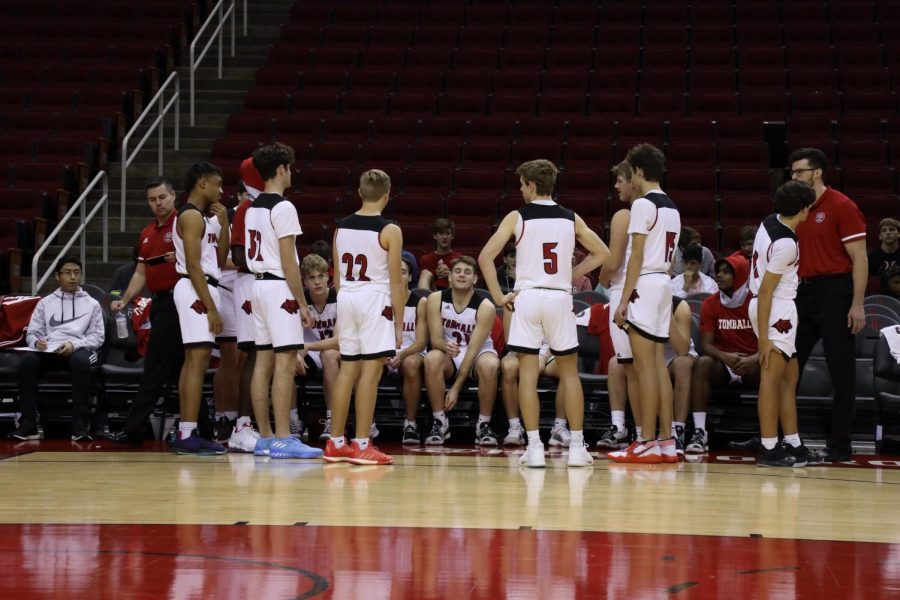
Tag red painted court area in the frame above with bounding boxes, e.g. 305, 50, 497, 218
0, 524, 897, 599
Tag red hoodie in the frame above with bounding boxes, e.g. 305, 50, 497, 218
699, 255, 758, 355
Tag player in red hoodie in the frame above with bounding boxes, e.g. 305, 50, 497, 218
687, 255, 759, 453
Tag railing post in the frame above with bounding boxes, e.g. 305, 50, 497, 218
80, 196, 86, 279
158, 91, 164, 176
103, 176, 108, 264
120, 144, 127, 232
175, 78, 181, 152
217, 1, 223, 79
243, 0, 247, 36
231, 0, 236, 57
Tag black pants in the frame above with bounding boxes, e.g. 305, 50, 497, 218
17, 348, 96, 429
123, 292, 184, 435
795, 274, 855, 451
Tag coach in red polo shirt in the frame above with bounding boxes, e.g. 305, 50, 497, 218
99, 177, 184, 446
789, 148, 868, 463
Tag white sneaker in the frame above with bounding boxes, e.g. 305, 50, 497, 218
319, 418, 331, 441
289, 414, 303, 438
227, 424, 261, 453
567, 442, 594, 467
519, 442, 546, 468
369, 421, 379, 440
549, 426, 572, 447
503, 423, 526, 446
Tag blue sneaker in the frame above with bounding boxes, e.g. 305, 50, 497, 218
269, 436, 324, 459
254, 436, 275, 456
172, 430, 226, 455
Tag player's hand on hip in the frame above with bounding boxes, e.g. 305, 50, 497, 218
848, 304, 865, 335
164, 251, 175, 263
444, 388, 459, 411
495, 290, 518, 312
208, 309, 223, 335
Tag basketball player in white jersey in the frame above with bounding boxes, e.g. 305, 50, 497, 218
244, 142, 322, 460
211, 198, 241, 443
749, 180, 823, 468
479, 159, 609, 468
596, 160, 641, 448
386, 256, 428, 445
323, 169, 404, 466
424, 256, 501, 446
226, 159, 264, 452
171, 162, 228, 455
610, 144, 681, 464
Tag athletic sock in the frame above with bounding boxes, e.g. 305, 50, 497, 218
554, 417, 568, 430
570, 430, 584, 445
404, 418, 416, 427
477, 414, 491, 425
326, 409, 332, 419
526, 430, 541, 445
672, 421, 685, 431
179, 421, 197, 440
224, 411, 238, 422
761, 437, 778, 450
635, 426, 643, 441
433, 410, 446, 422
611, 410, 626, 432
508, 417, 522, 429
236, 416, 251, 428
354, 437, 369, 450
331, 436, 346, 448
783, 433, 801, 448
693, 412, 707, 431
289, 408, 299, 420
215, 411, 225, 420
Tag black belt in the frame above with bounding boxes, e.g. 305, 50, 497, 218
255, 272, 285, 281
152, 290, 173, 299
181, 274, 219, 288
799, 273, 852, 285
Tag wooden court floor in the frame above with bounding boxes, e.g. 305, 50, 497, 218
1, 441, 899, 599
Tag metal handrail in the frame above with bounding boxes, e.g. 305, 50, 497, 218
189, 0, 236, 126
32, 171, 109, 295
120, 71, 180, 232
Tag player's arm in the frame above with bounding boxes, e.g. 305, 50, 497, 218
232, 246, 247, 270
112, 261, 147, 309
573, 213, 610, 280
669, 300, 692, 356
599, 209, 629, 287
756, 269, 783, 369
844, 239, 868, 334
417, 269, 434, 290
426, 291, 448, 352
396, 297, 428, 362
382, 223, 405, 348
209, 202, 230, 268
478, 211, 518, 310
446, 300, 495, 408
279, 236, 314, 330
303, 336, 340, 352
180, 211, 222, 333
614, 232, 646, 326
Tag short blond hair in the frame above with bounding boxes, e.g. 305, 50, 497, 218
301, 254, 329, 278
359, 169, 391, 202
611, 160, 633, 181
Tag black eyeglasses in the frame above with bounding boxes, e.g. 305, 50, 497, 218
790, 168, 819, 176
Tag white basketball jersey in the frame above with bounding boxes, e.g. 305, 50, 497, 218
334, 214, 392, 294
303, 288, 338, 343
608, 209, 632, 292
628, 190, 681, 275
244, 193, 302, 278
439, 288, 494, 353
513, 200, 576, 292
173, 203, 221, 279
749, 213, 800, 301
400, 293, 420, 351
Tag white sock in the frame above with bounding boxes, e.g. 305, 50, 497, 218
354, 437, 369, 450
215, 411, 225, 420
179, 421, 197, 440
761, 437, 778, 450
404, 418, 416, 426
693, 412, 707, 431
331, 435, 345, 448
784, 433, 801, 448
508, 417, 521, 429
326, 409, 332, 419
554, 417, 567, 430
570, 430, 584, 445
236, 416, 252, 428
433, 410, 446, 422
611, 410, 626, 431
635, 426, 643, 441
477, 414, 491, 425
672, 421, 685, 431
290, 408, 299, 420
224, 411, 238, 421
527, 430, 541, 445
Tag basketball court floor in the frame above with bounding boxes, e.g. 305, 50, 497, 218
0, 440, 898, 598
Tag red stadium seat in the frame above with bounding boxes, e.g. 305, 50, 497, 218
227, 114, 275, 141
717, 142, 770, 169
369, 25, 414, 47
840, 68, 892, 92
445, 69, 492, 93
665, 142, 716, 170
545, 47, 595, 70
466, 117, 516, 140
458, 26, 505, 48
340, 92, 388, 117
361, 141, 410, 169
300, 70, 347, 93
789, 68, 838, 92
6, 113, 55, 136
445, 193, 499, 226
454, 168, 506, 195
740, 92, 789, 118
837, 115, 884, 140
736, 24, 783, 46
691, 68, 736, 93
388, 93, 436, 117
510, 141, 562, 167
321, 116, 370, 141
493, 69, 541, 94
498, 48, 546, 70
838, 140, 890, 167
737, 46, 785, 69
536, 93, 587, 117
690, 92, 739, 117
293, 91, 339, 116
489, 93, 536, 116
390, 194, 445, 224
790, 91, 841, 116
460, 140, 510, 169
615, 117, 666, 149
668, 118, 715, 142
402, 166, 454, 195
556, 168, 610, 198
347, 68, 397, 93
309, 140, 360, 168
638, 92, 688, 118
275, 115, 322, 143
588, 92, 636, 117
452, 224, 492, 248
452, 48, 499, 70
420, 117, 468, 141
406, 48, 452, 70
640, 69, 687, 93
690, 25, 735, 47
740, 68, 787, 93
565, 117, 614, 142
296, 166, 350, 195
371, 117, 418, 141
842, 167, 896, 196
438, 93, 487, 117
505, 25, 551, 48
842, 91, 897, 117
716, 117, 764, 142
244, 91, 290, 114
411, 141, 460, 167
0, 137, 34, 160
517, 117, 565, 141
563, 141, 614, 170
358, 47, 406, 69
397, 69, 444, 93
309, 47, 359, 68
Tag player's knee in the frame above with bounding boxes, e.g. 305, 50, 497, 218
423, 350, 445, 373
402, 354, 423, 376
322, 350, 340, 369
477, 358, 499, 383
696, 355, 715, 375
500, 356, 518, 381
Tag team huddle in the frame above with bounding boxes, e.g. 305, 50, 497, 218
165, 140, 823, 468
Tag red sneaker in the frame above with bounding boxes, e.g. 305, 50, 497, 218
323, 439, 354, 463
348, 441, 394, 465
607, 441, 662, 464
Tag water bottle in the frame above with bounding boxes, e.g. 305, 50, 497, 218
115, 310, 128, 339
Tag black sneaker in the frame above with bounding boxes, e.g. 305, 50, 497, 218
401, 420, 420, 445
686, 428, 708, 453
425, 418, 450, 445
71, 429, 93, 442
213, 416, 235, 443
595, 425, 628, 449
674, 425, 685, 456
783, 442, 824, 467
757, 444, 798, 468
729, 436, 761, 451
823, 446, 853, 463
9, 420, 41, 441
475, 422, 499, 446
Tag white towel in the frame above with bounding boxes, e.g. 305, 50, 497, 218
880, 325, 900, 364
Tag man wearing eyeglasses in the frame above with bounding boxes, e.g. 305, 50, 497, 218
788, 147, 868, 463
10, 257, 105, 441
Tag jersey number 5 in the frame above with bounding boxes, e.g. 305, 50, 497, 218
341, 253, 371, 282
247, 229, 263, 261
664, 231, 677, 263
543, 242, 558, 274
